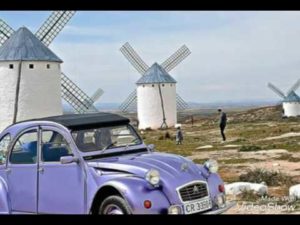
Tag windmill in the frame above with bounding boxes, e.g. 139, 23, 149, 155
268, 79, 300, 117
119, 42, 190, 112
0, 11, 103, 115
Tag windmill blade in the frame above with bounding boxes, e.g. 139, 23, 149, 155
120, 42, 149, 75
287, 78, 300, 96
176, 93, 189, 111
119, 89, 137, 112
61, 73, 98, 114
161, 45, 191, 72
0, 19, 15, 47
91, 88, 104, 102
268, 82, 286, 99
35, 11, 76, 46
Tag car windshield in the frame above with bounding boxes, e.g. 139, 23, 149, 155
71, 125, 142, 152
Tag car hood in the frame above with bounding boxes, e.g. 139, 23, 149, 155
87, 151, 208, 204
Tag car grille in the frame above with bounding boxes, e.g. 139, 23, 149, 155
178, 182, 208, 202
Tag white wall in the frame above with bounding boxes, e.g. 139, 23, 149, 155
283, 102, 300, 117
0, 62, 18, 131
137, 83, 177, 130
0, 61, 63, 131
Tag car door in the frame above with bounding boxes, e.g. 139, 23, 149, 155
6, 128, 39, 213
38, 126, 85, 214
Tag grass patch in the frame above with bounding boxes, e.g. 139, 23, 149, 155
277, 154, 300, 162
238, 190, 260, 202
220, 158, 263, 164
192, 158, 208, 165
239, 168, 295, 186
239, 145, 262, 152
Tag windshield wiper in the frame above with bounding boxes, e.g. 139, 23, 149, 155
99, 141, 117, 155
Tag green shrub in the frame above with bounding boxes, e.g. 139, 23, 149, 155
239, 145, 262, 152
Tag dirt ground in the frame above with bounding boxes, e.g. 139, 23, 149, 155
132, 105, 300, 214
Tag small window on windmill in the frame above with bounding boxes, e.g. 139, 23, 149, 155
9, 64, 14, 69
152, 84, 155, 87
46, 64, 50, 69
162, 84, 165, 87
29, 64, 34, 69
143, 85, 145, 88
170, 84, 172, 87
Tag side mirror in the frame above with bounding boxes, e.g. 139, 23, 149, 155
147, 144, 155, 152
60, 156, 79, 164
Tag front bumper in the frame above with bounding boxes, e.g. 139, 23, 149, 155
203, 201, 236, 214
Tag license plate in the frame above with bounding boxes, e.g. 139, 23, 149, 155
183, 197, 212, 214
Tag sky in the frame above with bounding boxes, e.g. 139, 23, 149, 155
1, 11, 300, 104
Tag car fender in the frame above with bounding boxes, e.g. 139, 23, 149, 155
0, 177, 10, 214
94, 176, 171, 214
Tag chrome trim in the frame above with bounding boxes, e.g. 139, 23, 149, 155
176, 180, 210, 204
203, 201, 236, 214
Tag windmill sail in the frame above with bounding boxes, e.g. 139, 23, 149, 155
161, 45, 191, 72
287, 78, 300, 96
268, 82, 286, 99
36, 11, 76, 46
61, 73, 98, 114
119, 89, 137, 112
0, 19, 15, 46
176, 94, 189, 110
120, 42, 149, 75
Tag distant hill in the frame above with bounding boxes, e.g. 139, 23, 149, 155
63, 100, 279, 113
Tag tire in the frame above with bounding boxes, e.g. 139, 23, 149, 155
99, 195, 132, 215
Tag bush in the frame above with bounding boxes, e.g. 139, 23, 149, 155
239, 190, 260, 201
145, 127, 152, 131
239, 168, 294, 186
158, 135, 164, 140
239, 145, 262, 152
165, 132, 171, 139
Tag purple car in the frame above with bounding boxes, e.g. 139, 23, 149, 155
0, 112, 235, 214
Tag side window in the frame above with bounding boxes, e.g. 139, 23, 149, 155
10, 130, 37, 164
42, 130, 73, 162
0, 134, 11, 165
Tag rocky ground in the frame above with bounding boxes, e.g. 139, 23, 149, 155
129, 105, 300, 214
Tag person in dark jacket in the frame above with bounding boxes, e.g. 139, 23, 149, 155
218, 109, 227, 141
176, 127, 183, 145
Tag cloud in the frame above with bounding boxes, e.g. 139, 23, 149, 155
51, 11, 300, 103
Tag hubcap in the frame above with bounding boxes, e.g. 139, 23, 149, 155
103, 204, 124, 215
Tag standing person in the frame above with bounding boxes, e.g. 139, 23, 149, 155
191, 115, 194, 127
176, 126, 183, 145
218, 109, 227, 142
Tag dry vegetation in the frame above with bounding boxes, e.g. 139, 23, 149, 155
127, 105, 300, 214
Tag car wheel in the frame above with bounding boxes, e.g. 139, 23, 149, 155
99, 195, 132, 215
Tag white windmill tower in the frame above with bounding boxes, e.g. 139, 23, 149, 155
119, 43, 190, 113
0, 12, 104, 130
268, 79, 300, 117
119, 42, 191, 129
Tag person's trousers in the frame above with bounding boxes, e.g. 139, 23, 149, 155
220, 124, 226, 141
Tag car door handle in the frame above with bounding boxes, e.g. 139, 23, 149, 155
38, 167, 44, 173
5, 168, 11, 174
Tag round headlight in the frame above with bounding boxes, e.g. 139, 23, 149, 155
145, 169, 160, 186
204, 159, 219, 173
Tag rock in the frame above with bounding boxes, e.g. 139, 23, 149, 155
289, 184, 300, 199
256, 149, 288, 154
224, 145, 241, 148
225, 182, 268, 196
196, 145, 213, 149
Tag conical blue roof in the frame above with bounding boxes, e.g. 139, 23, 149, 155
0, 27, 62, 62
284, 91, 300, 102
136, 63, 177, 84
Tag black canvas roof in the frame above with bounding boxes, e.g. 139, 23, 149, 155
28, 112, 130, 130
